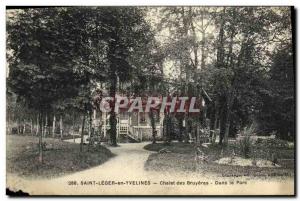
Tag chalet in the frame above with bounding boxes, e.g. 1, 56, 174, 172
94, 111, 164, 142
91, 88, 212, 143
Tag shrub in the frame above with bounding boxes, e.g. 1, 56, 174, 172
256, 138, 289, 149
237, 126, 255, 158
239, 135, 252, 158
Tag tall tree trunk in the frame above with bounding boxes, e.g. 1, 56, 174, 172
30, 118, 33, 135
148, 80, 157, 143
109, 112, 117, 146
201, 28, 206, 69
209, 105, 215, 138
219, 90, 235, 145
44, 113, 48, 137
23, 120, 26, 135
223, 91, 235, 145
38, 112, 43, 163
108, 66, 117, 145
108, 38, 118, 146
7, 112, 10, 134
222, 25, 236, 145
88, 111, 92, 138
215, 8, 227, 145
88, 111, 92, 149
60, 115, 63, 140
213, 105, 219, 144
80, 113, 86, 152
224, 113, 231, 145
36, 115, 39, 136
149, 109, 156, 144
219, 95, 227, 145
17, 118, 19, 134
41, 117, 44, 137
52, 114, 56, 138
180, 7, 191, 144
216, 8, 226, 69
219, 111, 226, 145
178, 115, 184, 142
164, 113, 172, 144
162, 114, 166, 143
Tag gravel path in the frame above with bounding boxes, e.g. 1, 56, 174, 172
7, 142, 294, 195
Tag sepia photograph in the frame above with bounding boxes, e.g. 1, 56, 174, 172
5, 6, 295, 196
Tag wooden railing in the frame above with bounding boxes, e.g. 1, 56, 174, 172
102, 124, 162, 142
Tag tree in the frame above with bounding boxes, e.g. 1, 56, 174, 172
257, 43, 294, 140
156, 7, 213, 142
7, 8, 83, 161
97, 7, 157, 146
209, 7, 292, 145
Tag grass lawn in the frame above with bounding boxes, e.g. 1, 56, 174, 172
7, 135, 114, 179
144, 142, 294, 179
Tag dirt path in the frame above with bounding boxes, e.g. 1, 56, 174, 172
7, 142, 294, 195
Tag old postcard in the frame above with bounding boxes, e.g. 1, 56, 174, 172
6, 6, 295, 196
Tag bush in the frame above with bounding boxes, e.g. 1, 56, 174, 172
237, 126, 255, 158
238, 136, 252, 158
256, 138, 289, 149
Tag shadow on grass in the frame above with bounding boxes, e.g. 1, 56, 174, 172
7, 135, 115, 179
